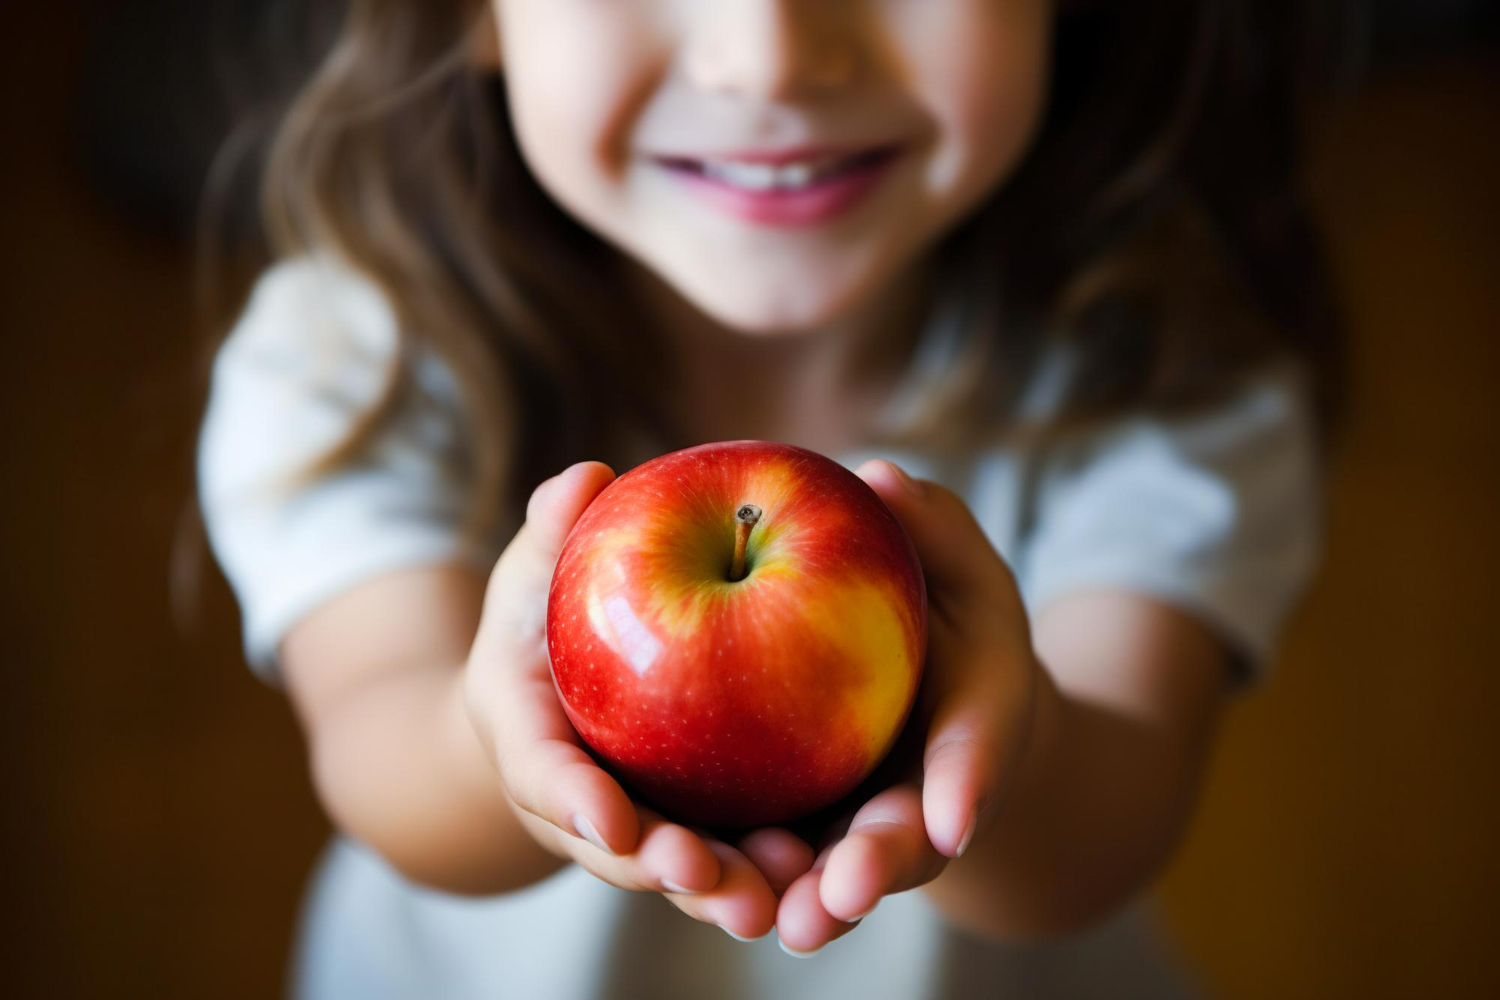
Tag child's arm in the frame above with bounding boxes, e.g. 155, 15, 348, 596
773, 461, 1229, 951
279, 563, 564, 894
278, 463, 811, 939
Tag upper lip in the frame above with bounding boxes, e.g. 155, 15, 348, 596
655, 143, 898, 166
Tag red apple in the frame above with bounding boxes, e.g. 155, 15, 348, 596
546, 440, 926, 828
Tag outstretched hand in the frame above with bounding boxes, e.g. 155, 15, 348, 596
463, 462, 814, 941
774, 459, 1041, 955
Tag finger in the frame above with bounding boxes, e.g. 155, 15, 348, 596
521, 807, 721, 895
466, 460, 633, 849
853, 459, 1016, 600
473, 662, 646, 853
775, 865, 857, 957
854, 458, 1036, 857
922, 682, 1019, 858
819, 784, 948, 922
471, 461, 616, 657
737, 828, 816, 897
628, 810, 723, 894
496, 737, 641, 856
523, 460, 618, 556
666, 840, 780, 942
920, 638, 1037, 858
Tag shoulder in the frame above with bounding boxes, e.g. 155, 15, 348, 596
218, 253, 400, 378
196, 256, 482, 681
1040, 358, 1320, 489
202, 254, 469, 486
1017, 358, 1325, 673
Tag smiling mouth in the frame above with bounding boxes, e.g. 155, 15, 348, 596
654, 146, 902, 194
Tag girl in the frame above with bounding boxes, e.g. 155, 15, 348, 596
196, 1, 1340, 996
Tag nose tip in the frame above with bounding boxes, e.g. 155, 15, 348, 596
686, 7, 860, 99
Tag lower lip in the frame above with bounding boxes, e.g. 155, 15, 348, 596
661, 150, 902, 227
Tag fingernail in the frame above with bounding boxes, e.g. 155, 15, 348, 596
722, 926, 769, 943
840, 899, 879, 923
886, 461, 926, 499
955, 810, 977, 858
571, 813, 615, 855
661, 879, 698, 895
778, 937, 823, 959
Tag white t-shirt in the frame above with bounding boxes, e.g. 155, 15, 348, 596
198, 256, 1321, 999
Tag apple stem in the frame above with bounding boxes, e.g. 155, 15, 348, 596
730, 504, 762, 582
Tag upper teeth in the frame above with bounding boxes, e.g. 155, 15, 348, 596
700, 156, 850, 191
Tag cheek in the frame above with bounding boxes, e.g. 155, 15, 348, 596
497, 4, 661, 209
902, 1, 1054, 202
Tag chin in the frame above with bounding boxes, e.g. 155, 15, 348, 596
675, 267, 879, 338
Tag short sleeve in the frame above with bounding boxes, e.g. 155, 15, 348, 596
196, 256, 493, 685
1018, 361, 1324, 679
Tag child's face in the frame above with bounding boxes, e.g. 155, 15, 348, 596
490, 1, 1053, 334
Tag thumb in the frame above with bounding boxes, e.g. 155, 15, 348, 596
854, 459, 1014, 599
475, 461, 615, 649
522, 461, 618, 558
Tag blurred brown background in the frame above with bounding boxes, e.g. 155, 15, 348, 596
1, 3, 1495, 998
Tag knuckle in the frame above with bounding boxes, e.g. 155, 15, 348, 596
493, 745, 528, 800
923, 732, 987, 772
497, 742, 556, 802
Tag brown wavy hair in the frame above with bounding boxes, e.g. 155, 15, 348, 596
195, 0, 1352, 558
